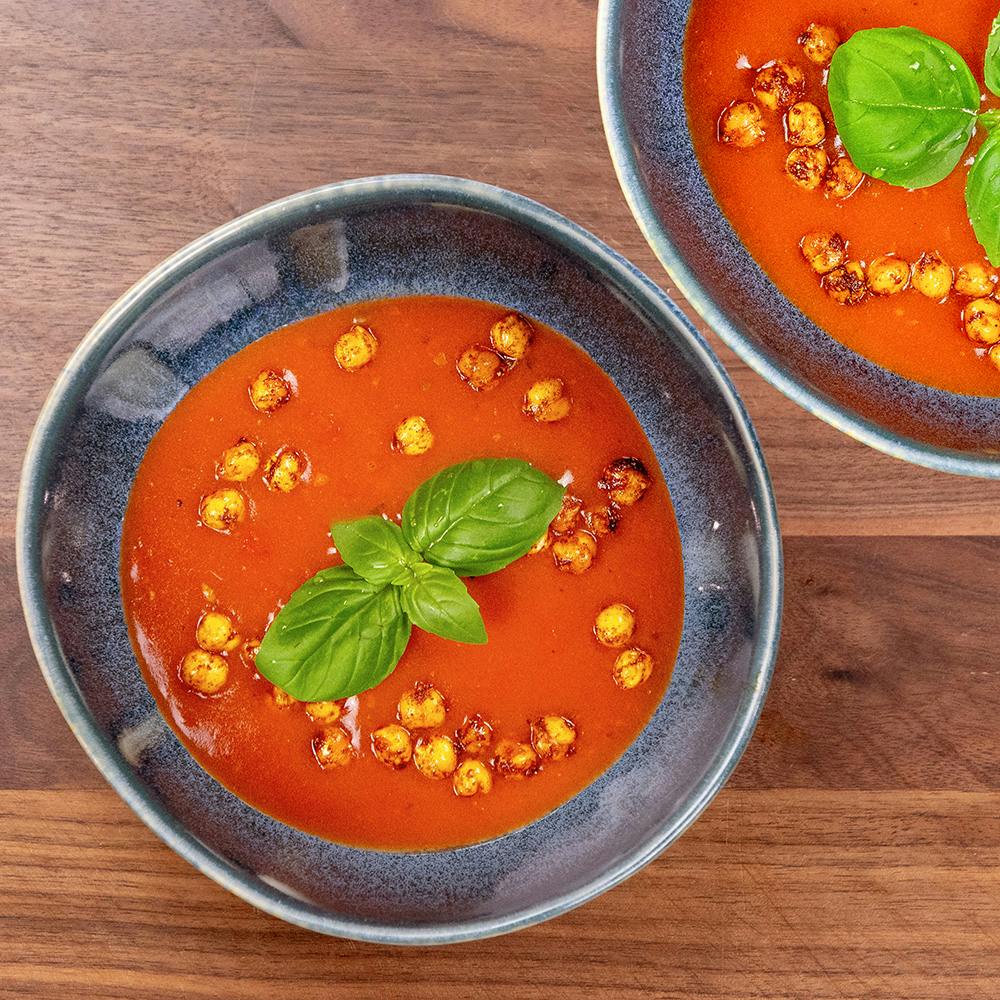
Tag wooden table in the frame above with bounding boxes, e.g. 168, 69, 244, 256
3, 2, 998, 996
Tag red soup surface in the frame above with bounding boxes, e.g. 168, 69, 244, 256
121, 295, 685, 851
685, 0, 1000, 396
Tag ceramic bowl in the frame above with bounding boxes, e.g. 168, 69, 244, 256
598, 0, 1000, 476
17, 175, 781, 943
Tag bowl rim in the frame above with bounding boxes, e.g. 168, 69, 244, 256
596, 0, 1000, 479
16, 173, 782, 944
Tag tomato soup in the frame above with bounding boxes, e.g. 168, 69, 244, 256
685, 1, 1000, 396
121, 296, 684, 851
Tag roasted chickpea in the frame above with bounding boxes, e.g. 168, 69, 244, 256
305, 701, 342, 724
217, 439, 260, 482
799, 231, 847, 275
493, 738, 541, 779
612, 647, 654, 690
785, 101, 825, 147
599, 457, 651, 506
825, 157, 864, 200
490, 312, 534, 360
334, 323, 378, 372
823, 262, 867, 305
393, 415, 434, 456
414, 735, 458, 779
196, 610, 240, 653
964, 298, 1000, 345
524, 378, 572, 423
799, 23, 840, 65
530, 715, 577, 761
550, 494, 584, 534
584, 505, 620, 537
955, 263, 997, 297
199, 488, 247, 533
753, 60, 806, 112
457, 344, 506, 390
552, 529, 598, 574
866, 255, 910, 296
398, 682, 447, 729
911, 252, 953, 300
988, 343, 1000, 372
272, 686, 296, 707
453, 758, 493, 797
313, 726, 353, 769
371, 724, 413, 769
528, 532, 552, 555
179, 649, 228, 695
455, 714, 493, 755
263, 446, 307, 492
718, 100, 766, 149
785, 147, 828, 191
248, 369, 291, 412
594, 603, 636, 648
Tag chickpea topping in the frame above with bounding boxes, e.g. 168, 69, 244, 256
371, 724, 413, 769
718, 100, 766, 149
552, 529, 598, 575
457, 344, 506, 391
414, 735, 458, 779
800, 231, 847, 275
530, 715, 577, 761
455, 714, 493, 755
866, 255, 910, 296
613, 647, 654, 690
584, 505, 620, 537
196, 610, 240, 653
493, 738, 541, 779
263, 446, 307, 493
179, 649, 228, 695
911, 252, 953, 301
550, 494, 584, 534
305, 700, 342, 724
594, 603, 636, 648
334, 323, 378, 372
964, 298, 1000, 345
217, 439, 260, 482
453, 758, 494, 797
272, 686, 296, 708
599, 457, 651, 506
313, 726, 353, 769
825, 158, 864, 200
248, 369, 291, 412
199, 488, 247, 533
987, 343, 1000, 372
524, 378, 572, 423
799, 22, 840, 64
528, 532, 552, 555
753, 60, 806, 112
785, 147, 828, 191
823, 262, 867, 306
490, 312, 534, 360
955, 263, 997, 298
398, 682, 447, 729
393, 415, 434, 456
785, 102, 825, 147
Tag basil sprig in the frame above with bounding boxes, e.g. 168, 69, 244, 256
967, 118, 1000, 267
256, 458, 564, 701
987, 14, 1000, 98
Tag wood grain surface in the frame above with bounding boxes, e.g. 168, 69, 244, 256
2, 1, 999, 996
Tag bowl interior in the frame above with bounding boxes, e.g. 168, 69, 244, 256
602, 0, 1000, 473
20, 178, 778, 941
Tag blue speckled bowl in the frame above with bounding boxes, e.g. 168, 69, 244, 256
598, 0, 1000, 476
17, 175, 781, 943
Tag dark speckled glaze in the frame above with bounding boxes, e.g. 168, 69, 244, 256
598, 0, 1000, 476
17, 176, 781, 943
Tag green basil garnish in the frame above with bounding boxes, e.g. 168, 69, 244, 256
400, 563, 487, 645
986, 14, 1000, 98
331, 516, 419, 587
966, 124, 1000, 266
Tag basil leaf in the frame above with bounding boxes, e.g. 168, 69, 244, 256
400, 564, 487, 644
401, 458, 565, 577
331, 516, 419, 587
256, 565, 411, 701
987, 13, 1000, 97
966, 128, 1000, 266
828, 27, 980, 188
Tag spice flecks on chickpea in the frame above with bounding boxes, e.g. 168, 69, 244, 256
456, 714, 493, 755
599, 457, 650, 506
524, 378, 572, 423
785, 147, 828, 191
305, 700, 342, 724
823, 262, 867, 306
753, 60, 806, 112
867, 255, 910, 296
334, 323, 378, 372
552, 529, 598, 575
272, 686, 296, 708
217, 439, 260, 482
199, 488, 247, 533
798, 23, 840, 65
490, 312, 533, 360
800, 231, 847, 275
493, 738, 541, 779
179, 649, 228, 695
457, 344, 506, 391
263, 446, 307, 492
196, 610, 240, 653
550, 494, 584, 534
584, 505, 620, 537
911, 252, 953, 301
785, 102, 825, 147
398, 682, 447, 729
393, 415, 434, 456
313, 726, 354, 769
613, 647, 654, 690
964, 298, 1000, 345
414, 735, 458, 779
248, 369, 292, 412
371, 724, 413, 769
718, 100, 766, 149
453, 758, 493, 797
530, 716, 577, 761
595, 603, 636, 648
825, 157, 864, 200
955, 263, 997, 298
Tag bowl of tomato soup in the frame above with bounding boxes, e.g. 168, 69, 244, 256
599, 0, 1000, 475
17, 175, 780, 942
